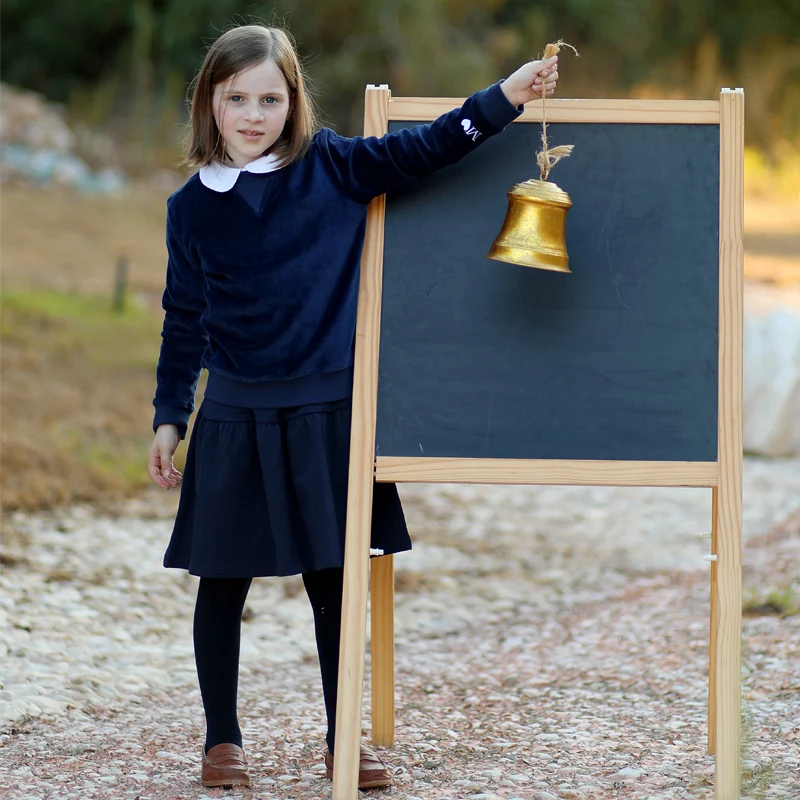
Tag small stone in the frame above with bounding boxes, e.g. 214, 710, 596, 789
534, 793, 558, 800
535, 733, 560, 742
10, 767, 35, 778
740, 759, 760, 777
483, 769, 503, 779
608, 766, 644, 781
508, 773, 529, 783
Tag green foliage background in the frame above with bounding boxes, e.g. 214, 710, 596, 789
2, 0, 799, 169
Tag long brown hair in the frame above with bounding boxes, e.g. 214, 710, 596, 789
183, 25, 318, 168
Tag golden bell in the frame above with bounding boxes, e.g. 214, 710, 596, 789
487, 179, 572, 273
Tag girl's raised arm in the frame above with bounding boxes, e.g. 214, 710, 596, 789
317, 57, 558, 203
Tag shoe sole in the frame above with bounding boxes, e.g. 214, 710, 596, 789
202, 778, 251, 788
359, 778, 394, 789
325, 770, 393, 789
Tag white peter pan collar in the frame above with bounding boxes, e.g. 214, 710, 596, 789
198, 153, 283, 192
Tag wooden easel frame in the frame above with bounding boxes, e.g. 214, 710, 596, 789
332, 89, 744, 800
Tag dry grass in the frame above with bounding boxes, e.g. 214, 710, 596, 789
0, 181, 798, 515
0, 182, 172, 306
744, 197, 800, 285
0, 183, 186, 514
0, 290, 164, 511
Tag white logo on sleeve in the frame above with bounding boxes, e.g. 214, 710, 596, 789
460, 118, 482, 142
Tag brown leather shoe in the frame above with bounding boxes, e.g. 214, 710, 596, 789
324, 744, 393, 789
201, 743, 250, 788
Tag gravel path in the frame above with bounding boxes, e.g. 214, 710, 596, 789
1, 456, 799, 799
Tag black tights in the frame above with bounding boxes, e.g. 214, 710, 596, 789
193, 568, 344, 754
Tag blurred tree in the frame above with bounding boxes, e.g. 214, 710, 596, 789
0, 0, 131, 100
1, 0, 797, 164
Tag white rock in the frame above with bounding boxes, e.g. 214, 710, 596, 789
743, 310, 800, 456
741, 759, 761, 776
608, 766, 644, 781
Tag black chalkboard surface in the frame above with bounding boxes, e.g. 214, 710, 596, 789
376, 120, 720, 463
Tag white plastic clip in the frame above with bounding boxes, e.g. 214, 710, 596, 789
699, 531, 712, 537
369, 548, 385, 557
703, 554, 718, 563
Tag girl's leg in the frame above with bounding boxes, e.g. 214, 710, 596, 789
193, 576, 252, 752
302, 566, 344, 754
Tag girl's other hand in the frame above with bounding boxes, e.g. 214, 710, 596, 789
501, 56, 559, 108
148, 424, 183, 490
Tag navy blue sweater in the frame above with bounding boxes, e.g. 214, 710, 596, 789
153, 82, 522, 437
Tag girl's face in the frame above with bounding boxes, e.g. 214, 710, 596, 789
212, 58, 291, 168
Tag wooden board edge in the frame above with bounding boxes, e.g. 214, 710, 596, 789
374, 457, 719, 487
713, 86, 744, 800
332, 83, 391, 800
388, 97, 720, 124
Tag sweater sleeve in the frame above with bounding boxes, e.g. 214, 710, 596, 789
317, 81, 522, 204
152, 198, 208, 440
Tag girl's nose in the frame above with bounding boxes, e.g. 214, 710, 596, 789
244, 103, 264, 121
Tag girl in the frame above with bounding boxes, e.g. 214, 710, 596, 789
148, 23, 558, 790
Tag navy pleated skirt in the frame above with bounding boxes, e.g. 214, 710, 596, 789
163, 397, 411, 577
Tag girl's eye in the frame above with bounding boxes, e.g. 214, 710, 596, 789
230, 95, 243, 102
263, 97, 277, 105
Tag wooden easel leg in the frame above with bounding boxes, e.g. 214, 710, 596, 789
332, 84, 391, 800
708, 486, 718, 755
370, 554, 395, 745
332, 502, 371, 800
714, 86, 743, 800
714, 472, 742, 800
713, 466, 742, 800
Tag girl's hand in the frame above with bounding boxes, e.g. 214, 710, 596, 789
148, 424, 183, 490
501, 56, 559, 108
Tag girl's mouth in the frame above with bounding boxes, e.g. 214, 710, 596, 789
239, 130, 264, 140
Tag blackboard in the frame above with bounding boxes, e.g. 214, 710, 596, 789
377, 121, 720, 462
335, 91, 744, 800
